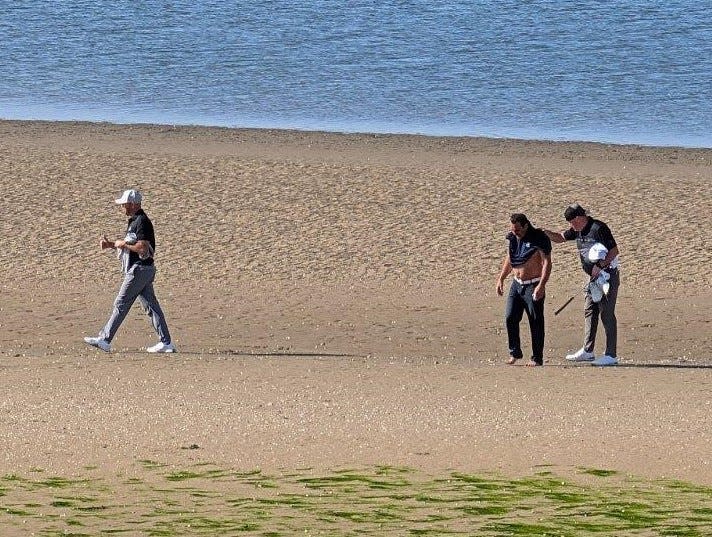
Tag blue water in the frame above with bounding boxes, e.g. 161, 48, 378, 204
1, 1, 710, 147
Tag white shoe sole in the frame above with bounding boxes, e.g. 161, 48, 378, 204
565, 356, 595, 362
591, 359, 618, 366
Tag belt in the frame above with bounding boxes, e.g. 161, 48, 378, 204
514, 277, 540, 285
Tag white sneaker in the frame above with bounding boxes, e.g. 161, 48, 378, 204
591, 354, 618, 366
565, 348, 595, 362
147, 342, 176, 353
84, 336, 111, 352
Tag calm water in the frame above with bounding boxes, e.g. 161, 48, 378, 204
1, 1, 710, 147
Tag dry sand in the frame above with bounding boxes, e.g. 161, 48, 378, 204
0, 120, 711, 486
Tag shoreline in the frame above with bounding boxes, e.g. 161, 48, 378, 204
2, 118, 712, 155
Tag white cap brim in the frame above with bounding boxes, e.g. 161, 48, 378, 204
114, 189, 141, 204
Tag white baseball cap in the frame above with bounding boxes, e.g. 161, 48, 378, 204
587, 242, 608, 262
115, 189, 142, 204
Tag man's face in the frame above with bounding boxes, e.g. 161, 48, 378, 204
121, 202, 139, 216
511, 221, 528, 239
568, 215, 587, 231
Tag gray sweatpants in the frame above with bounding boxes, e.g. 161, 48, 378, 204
583, 269, 619, 357
99, 264, 172, 345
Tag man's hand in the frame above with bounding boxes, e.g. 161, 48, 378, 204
496, 278, 505, 296
533, 283, 545, 301
100, 235, 115, 250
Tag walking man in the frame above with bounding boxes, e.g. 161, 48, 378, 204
496, 213, 552, 366
543, 204, 619, 366
84, 189, 176, 353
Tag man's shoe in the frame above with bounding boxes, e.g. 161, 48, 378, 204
591, 355, 618, 366
147, 342, 176, 353
565, 348, 595, 362
84, 336, 111, 352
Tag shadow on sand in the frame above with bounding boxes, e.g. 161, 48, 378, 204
616, 362, 712, 370
175, 349, 368, 359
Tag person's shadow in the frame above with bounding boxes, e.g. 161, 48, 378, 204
617, 362, 712, 369
173, 350, 367, 358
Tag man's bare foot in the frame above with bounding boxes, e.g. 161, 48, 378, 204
507, 356, 520, 365
526, 359, 542, 367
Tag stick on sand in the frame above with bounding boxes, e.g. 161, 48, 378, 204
554, 295, 575, 316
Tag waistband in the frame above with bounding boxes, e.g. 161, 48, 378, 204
514, 276, 541, 285
129, 259, 155, 271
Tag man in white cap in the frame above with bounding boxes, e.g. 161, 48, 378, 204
84, 189, 176, 353
543, 204, 620, 366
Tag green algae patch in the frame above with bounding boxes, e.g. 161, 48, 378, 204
0, 464, 709, 536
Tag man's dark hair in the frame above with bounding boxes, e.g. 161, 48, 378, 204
564, 203, 587, 221
510, 213, 530, 227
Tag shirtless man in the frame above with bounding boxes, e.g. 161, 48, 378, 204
496, 213, 552, 366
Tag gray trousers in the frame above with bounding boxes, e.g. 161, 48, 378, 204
583, 269, 619, 357
99, 264, 172, 344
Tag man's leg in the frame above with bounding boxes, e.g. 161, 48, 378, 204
136, 266, 172, 345
505, 282, 525, 360
599, 270, 620, 357
583, 290, 599, 354
523, 285, 545, 364
99, 268, 149, 343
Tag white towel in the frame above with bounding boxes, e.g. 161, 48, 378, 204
116, 232, 155, 273
116, 232, 136, 273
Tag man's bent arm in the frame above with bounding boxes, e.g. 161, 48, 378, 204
543, 229, 566, 243
591, 245, 619, 277
601, 246, 619, 268
114, 239, 151, 258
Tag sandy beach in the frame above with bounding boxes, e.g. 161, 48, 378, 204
1, 119, 711, 488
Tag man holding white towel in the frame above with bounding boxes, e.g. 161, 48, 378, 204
544, 204, 620, 366
84, 189, 176, 353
